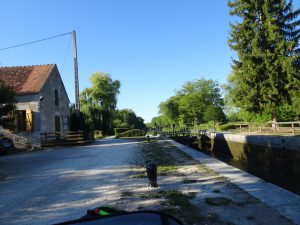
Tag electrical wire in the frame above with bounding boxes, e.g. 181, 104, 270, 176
61, 34, 72, 73
0, 32, 72, 51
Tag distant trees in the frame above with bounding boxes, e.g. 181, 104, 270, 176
227, 0, 300, 123
0, 81, 15, 128
157, 78, 226, 127
113, 109, 146, 130
80, 72, 120, 135
158, 96, 180, 125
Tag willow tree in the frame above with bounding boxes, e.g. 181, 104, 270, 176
227, 0, 300, 122
80, 72, 120, 134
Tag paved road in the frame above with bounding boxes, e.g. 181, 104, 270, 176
0, 138, 140, 225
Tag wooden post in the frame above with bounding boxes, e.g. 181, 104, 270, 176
259, 123, 262, 133
239, 125, 242, 133
72, 30, 80, 111
45, 133, 47, 145
292, 123, 295, 135
248, 123, 251, 132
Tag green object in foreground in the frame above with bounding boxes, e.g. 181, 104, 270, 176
99, 210, 110, 216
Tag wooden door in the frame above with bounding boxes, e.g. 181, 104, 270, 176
26, 109, 33, 132
55, 116, 61, 132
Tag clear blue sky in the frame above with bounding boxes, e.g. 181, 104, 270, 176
1, 1, 299, 122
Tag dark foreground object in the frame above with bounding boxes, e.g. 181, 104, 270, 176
0, 136, 14, 155
146, 163, 158, 187
54, 206, 183, 225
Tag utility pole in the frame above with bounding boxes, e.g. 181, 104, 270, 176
72, 30, 80, 111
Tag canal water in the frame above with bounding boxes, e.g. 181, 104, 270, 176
177, 137, 300, 196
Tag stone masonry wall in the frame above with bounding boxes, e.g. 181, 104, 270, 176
39, 67, 70, 134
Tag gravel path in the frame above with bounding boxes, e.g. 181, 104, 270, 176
113, 139, 297, 225
0, 138, 138, 225
0, 137, 297, 225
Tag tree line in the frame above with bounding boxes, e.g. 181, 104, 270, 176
1, 1, 300, 132
152, 78, 226, 128
70, 72, 146, 135
152, 0, 300, 127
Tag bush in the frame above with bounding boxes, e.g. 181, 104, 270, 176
70, 111, 86, 131
217, 123, 237, 131
94, 130, 103, 139
117, 129, 145, 138
197, 121, 218, 130
114, 128, 129, 136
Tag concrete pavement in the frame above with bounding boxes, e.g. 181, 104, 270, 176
0, 138, 140, 225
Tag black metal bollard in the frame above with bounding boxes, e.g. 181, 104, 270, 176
146, 163, 158, 187
147, 135, 150, 143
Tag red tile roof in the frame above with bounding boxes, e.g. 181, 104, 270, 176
0, 64, 55, 95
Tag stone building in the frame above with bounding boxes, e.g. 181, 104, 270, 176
0, 64, 70, 138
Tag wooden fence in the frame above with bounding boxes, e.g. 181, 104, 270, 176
41, 131, 94, 147
236, 121, 300, 135
161, 121, 300, 136
160, 131, 190, 138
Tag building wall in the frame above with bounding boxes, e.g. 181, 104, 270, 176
15, 94, 40, 135
39, 67, 70, 133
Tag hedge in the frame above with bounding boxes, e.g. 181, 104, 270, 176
217, 123, 237, 131
114, 128, 129, 136
117, 129, 145, 138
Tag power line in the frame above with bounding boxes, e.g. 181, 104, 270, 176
0, 32, 72, 51
61, 34, 72, 73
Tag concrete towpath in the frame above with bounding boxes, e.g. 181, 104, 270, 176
169, 139, 300, 225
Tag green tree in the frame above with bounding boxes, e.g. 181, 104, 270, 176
203, 106, 227, 123
158, 78, 226, 126
176, 79, 225, 124
228, 0, 300, 122
113, 109, 146, 130
150, 116, 166, 127
0, 81, 15, 128
80, 72, 120, 134
158, 96, 180, 125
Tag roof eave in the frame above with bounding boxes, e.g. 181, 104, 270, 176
16, 92, 39, 96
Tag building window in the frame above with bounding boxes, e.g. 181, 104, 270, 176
55, 89, 59, 106
62, 116, 69, 131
